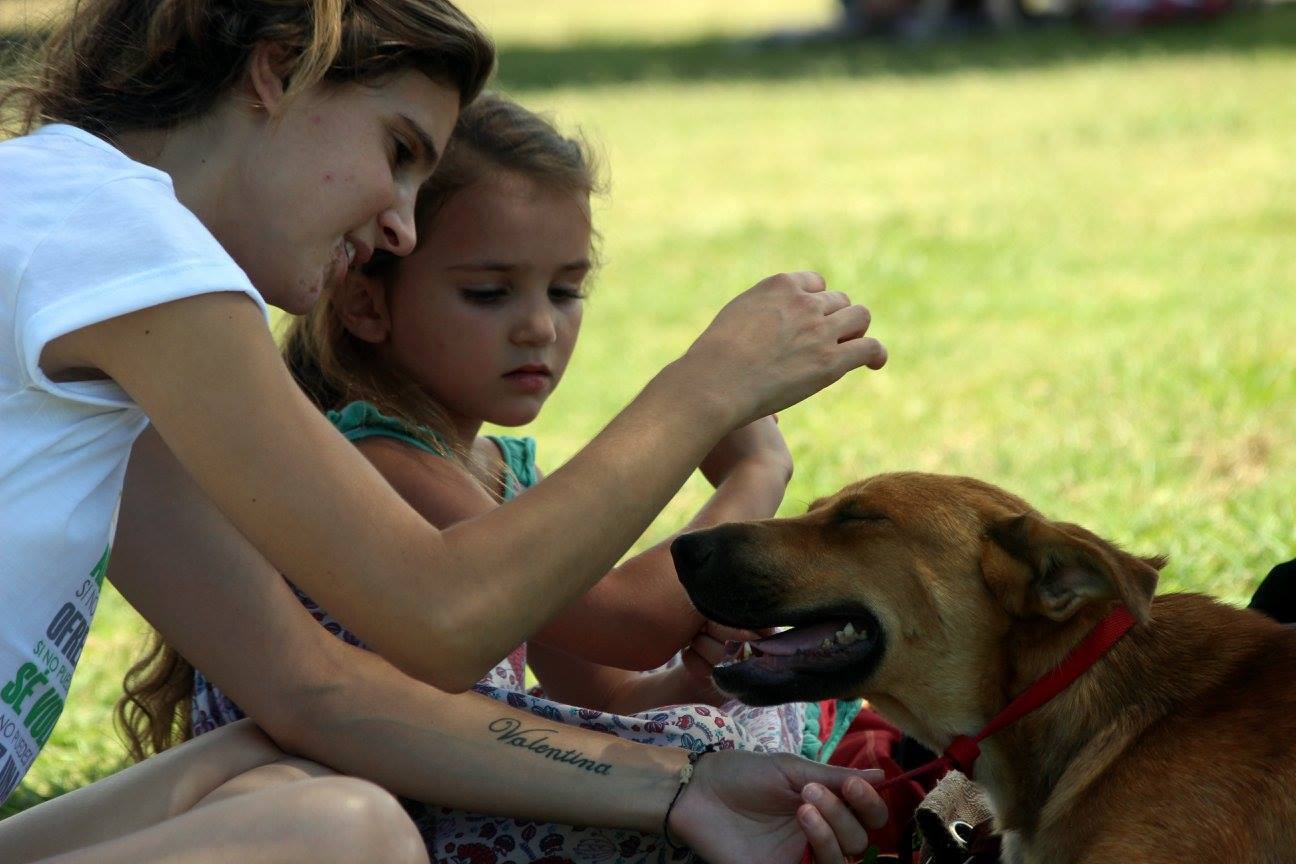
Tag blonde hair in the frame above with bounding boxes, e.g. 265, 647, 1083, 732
2, 0, 494, 139
118, 93, 602, 760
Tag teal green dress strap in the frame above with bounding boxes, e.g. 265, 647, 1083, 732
485, 435, 538, 501
326, 400, 450, 456
326, 403, 538, 502
801, 701, 823, 759
817, 699, 864, 763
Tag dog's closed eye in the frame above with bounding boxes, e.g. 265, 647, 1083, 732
835, 509, 890, 525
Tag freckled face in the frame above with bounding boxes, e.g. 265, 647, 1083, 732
381, 170, 592, 429
228, 72, 459, 314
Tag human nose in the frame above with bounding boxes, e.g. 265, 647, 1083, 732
511, 298, 558, 347
375, 189, 417, 256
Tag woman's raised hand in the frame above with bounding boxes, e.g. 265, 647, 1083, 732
675, 272, 886, 428
669, 749, 888, 864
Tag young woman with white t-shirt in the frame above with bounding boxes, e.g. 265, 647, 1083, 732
0, 2, 889, 862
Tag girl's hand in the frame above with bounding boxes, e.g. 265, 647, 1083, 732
669, 750, 888, 864
599, 622, 767, 711
679, 621, 769, 706
700, 415, 793, 488
610, 662, 727, 711
674, 271, 886, 429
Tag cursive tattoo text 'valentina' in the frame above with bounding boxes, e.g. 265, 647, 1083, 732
489, 718, 613, 775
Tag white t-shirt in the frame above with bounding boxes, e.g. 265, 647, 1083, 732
0, 124, 267, 803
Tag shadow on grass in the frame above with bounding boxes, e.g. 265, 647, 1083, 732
487, 4, 1296, 91
4, 5, 1296, 92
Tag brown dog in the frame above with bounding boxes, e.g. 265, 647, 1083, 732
672, 472, 1296, 864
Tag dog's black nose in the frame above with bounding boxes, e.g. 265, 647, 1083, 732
670, 531, 715, 579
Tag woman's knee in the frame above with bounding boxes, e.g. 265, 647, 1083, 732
193, 755, 339, 809
160, 720, 292, 815
195, 718, 284, 766
286, 777, 426, 864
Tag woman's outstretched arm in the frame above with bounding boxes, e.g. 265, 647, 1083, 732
106, 427, 888, 864
531, 417, 792, 669
55, 272, 883, 689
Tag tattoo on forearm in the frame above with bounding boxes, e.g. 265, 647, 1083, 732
489, 718, 613, 775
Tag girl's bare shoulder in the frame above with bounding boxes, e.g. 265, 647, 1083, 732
354, 436, 495, 527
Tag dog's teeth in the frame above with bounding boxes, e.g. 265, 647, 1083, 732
832, 623, 866, 646
738, 641, 754, 661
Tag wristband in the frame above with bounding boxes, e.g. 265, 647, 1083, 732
662, 743, 722, 853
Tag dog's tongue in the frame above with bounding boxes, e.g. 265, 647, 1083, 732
749, 620, 853, 657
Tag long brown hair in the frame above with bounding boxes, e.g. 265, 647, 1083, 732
117, 92, 602, 760
2, 0, 493, 139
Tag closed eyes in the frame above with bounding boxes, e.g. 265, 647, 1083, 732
549, 285, 586, 302
460, 286, 508, 303
835, 509, 890, 525
458, 285, 587, 305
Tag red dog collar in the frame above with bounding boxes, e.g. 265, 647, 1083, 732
880, 605, 1137, 789
796, 606, 1137, 864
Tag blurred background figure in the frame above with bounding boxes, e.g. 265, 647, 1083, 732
758, 0, 1247, 42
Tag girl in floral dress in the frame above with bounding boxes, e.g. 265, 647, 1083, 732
124, 93, 807, 863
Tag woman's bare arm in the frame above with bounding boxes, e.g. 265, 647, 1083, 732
360, 438, 781, 674
109, 427, 686, 828
107, 428, 890, 862
532, 461, 788, 669
57, 273, 882, 689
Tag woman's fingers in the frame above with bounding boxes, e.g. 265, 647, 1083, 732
802, 783, 871, 860
816, 291, 852, 316
842, 775, 888, 831
784, 270, 827, 294
826, 303, 872, 341
837, 336, 888, 372
785, 760, 888, 830
799, 801, 847, 864
685, 269, 887, 425
824, 304, 885, 372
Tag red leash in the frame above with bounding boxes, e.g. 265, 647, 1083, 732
878, 605, 1137, 789
799, 605, 1137, 862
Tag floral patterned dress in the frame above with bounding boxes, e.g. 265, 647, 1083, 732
191, 402, 805, 864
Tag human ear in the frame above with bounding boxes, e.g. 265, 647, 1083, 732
982, 512, 1162, 625
336, 272, 393, 345
243, 42, 292, 115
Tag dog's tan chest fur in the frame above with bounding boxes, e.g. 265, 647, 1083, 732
990, 595, 1296, 863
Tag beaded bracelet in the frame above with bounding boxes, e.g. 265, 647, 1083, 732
662, 743, 722, 853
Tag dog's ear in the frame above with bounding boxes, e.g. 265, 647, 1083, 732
983, 513, 1161, 625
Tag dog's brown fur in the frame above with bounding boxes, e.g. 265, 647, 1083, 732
677, 472, 1296, 864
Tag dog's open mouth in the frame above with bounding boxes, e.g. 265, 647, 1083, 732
711, 609, 884, 705
720, 618, 871, 667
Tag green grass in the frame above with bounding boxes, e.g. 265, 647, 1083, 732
3, 0, 1295, 817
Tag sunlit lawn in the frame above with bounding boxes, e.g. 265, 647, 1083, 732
3, 0, 1294, 817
